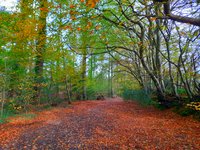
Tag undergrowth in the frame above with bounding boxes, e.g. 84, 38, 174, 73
174, 102, 200, 121
0, 111, 38, 124
122, 89, 152, 106
122, 89, 200, 121
0, 110, 15, 124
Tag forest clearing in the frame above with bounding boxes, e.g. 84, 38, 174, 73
0, 97, 199, 149
0, 0, 200, 149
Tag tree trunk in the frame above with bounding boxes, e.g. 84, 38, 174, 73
154, 5, 166, 94
34, 0, 48, 103
81, 51, 87, 100
139, 24, 166, 102
163, 29, 180, 99
1, 87, 5, 117
108, 55, 113, 97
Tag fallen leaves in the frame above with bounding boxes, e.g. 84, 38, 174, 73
0, 98, 199, 149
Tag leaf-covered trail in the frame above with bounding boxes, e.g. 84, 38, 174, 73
0, 97, 199, 149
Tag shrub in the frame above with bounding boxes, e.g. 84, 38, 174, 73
173, 102, 200, 121
0, 110, 16, 124
177, 88, 187, 95
186, 102, 200, 111
122, 89, 152, 106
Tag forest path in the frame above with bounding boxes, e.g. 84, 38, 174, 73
0, 97, 199, 149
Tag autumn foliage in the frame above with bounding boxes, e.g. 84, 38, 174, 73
0, 0, 200, 149
86, 0, 100, 8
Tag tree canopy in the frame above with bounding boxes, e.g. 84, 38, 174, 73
0, 0, 199, 115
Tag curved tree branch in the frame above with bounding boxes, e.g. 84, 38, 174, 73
155, 0, 200, 26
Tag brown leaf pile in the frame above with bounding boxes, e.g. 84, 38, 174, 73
0, 97, 199, 149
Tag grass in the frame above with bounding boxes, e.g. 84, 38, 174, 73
0, 110, 38, 124
0, 110, 16, 124
0, 100, 71, 124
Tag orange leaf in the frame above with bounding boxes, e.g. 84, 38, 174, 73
71, 16, 76, 20
90, 30, 94, 35
62, 25, 72, 30
39, 7, 49, 12
95, 25, 101, 30
150, 17, 157, 21
86, 0, 99, 8
70, 5, 75, 8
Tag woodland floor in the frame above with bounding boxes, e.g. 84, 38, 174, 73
0, 97, 199, 150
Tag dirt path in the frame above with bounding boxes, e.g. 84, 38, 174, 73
0, 97, 199, 149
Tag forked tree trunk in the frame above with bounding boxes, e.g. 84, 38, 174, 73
139, 24, 166, 102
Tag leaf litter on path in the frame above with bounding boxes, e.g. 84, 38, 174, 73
0, 97, 199, 149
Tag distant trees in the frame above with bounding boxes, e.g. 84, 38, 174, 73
0, 0, 199, 116
0, 0, 114, 115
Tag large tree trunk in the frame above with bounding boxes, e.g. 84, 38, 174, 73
154, 4, 166, 95
34, 0, 48, 103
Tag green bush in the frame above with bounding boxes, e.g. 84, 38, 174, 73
173, 104, 200, 121
178, 108, 195, 116
4, 101, 18, 114
42, 104, 52, 110
0, 110, 16, 124
122, 89, 152, 106
177, 88, 187, 95
151, 101, 167, 110
86, 87, 96, 100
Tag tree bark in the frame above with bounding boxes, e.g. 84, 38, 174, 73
81, 52, 87, 100
34, 0, 48, 102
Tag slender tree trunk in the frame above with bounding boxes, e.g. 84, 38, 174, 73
65, 77, 72, 104
1, 87, 5, 117
81, 50, 87, 100
167, 51, 179, 98
108, 55, 113, 97
165, 34, 179, 99
177, 35, 194, 100
155, 6, 166, 94
139, 23, 166, 102
192, 56, 200, 95
89, 56, 93, 79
